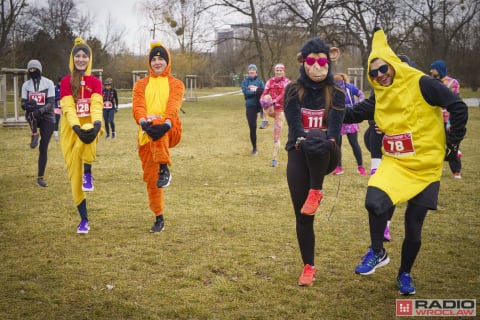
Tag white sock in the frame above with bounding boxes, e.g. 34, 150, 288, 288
371, 158, 381, 170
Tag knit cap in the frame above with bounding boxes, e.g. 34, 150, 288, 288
247, 64, 257, 71
27, 59, 42, 73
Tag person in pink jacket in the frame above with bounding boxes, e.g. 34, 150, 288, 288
260, 64, 291, 167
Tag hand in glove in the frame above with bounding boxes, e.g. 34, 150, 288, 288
26, 99, 37, 112
147, 123, 171, 141
445, 142, 459, 161
73, 125, 97, 144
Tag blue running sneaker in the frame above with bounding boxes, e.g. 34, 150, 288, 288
397, 272, 416, 295
82, 173, 94, 191
77, 219, 90, 234
355, 247, 390, 275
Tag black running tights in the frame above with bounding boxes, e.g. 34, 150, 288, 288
37, 120, 54, 177
245, 107, 258, 150
368, 201, 427, 274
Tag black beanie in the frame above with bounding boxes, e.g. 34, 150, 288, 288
149, 46, 169, 64
300, 38, 330, 59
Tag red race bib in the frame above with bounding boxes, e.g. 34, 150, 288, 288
28, 92, 46, 105
382, 132, 415, 156
301, 108, 326, 131
76, 98, 91, 117
103, 101, 113, 109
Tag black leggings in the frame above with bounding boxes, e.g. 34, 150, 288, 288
103, 109, 116, 136
366, 187, 428, 275
338, 132, 363, 166
245, 107, 259, 150
286, 138, 339, 266
363, 124, 383, 158
54, 113, 61, 131
37, 120, 54, 177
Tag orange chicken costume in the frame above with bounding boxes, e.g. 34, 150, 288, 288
132, 41, 184, 228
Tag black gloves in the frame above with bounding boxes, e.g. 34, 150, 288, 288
148, 123, 171, 141
445, 142, 459, 161
73, 122, 101, 144
26, 99, 37, 112
141, 120, 171, 141
141, 120, 150, 132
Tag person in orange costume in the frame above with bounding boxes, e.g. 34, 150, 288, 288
132, 40, 184, 233
59, 37, 104, 234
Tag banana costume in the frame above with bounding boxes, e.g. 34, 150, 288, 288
132, 41, 184, 216
60, 38, 104, 206
367, 30, 445, 205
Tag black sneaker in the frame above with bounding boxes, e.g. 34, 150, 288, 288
37, 178, 48, 187
30, 134, 39, 148
157, 167, 171, 188
150, 218, 165, 233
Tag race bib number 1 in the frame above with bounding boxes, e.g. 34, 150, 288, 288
382, 132, 415, 156
76, 98, 91, 117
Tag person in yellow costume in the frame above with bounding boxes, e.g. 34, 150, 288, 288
132, 40, 184, 233
344, 28, 468, 295
60, 38, 104, 234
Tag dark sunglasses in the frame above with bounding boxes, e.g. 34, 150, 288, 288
304, 56, 328, 67
369, 64, 389, 77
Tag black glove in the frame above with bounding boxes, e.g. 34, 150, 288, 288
140, 120, 151, 132
445, 142, 459, 161
147, 123, 171, 141
301, 135, 334, 157
73, 125, 97, 144
114, 108, 118, 113
26, 99, 37, 112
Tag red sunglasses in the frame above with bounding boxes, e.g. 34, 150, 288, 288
304, 57, 328, 67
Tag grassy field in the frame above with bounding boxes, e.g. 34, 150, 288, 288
0, 91, 478, 319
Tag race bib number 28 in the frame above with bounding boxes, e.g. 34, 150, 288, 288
382, 132, 415, 156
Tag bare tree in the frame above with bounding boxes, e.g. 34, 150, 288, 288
139, 0, 212, 54
404, 0, 480, 65
212, 0, 269, 79
0, 0, 28, 64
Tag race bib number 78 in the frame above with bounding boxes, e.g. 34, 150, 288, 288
382, 132, 415, 156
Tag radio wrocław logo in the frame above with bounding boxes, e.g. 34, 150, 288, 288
396, 299, 476, 317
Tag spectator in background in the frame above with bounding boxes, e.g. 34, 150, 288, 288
102, 77, 119, 139
21, 59, 55, 187
241, 64, 265, 155
332, 73, 366, 176
429, 60, 463, 179
260, 63, 291, 167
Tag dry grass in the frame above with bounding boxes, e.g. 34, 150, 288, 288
0, 92, 478, 320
